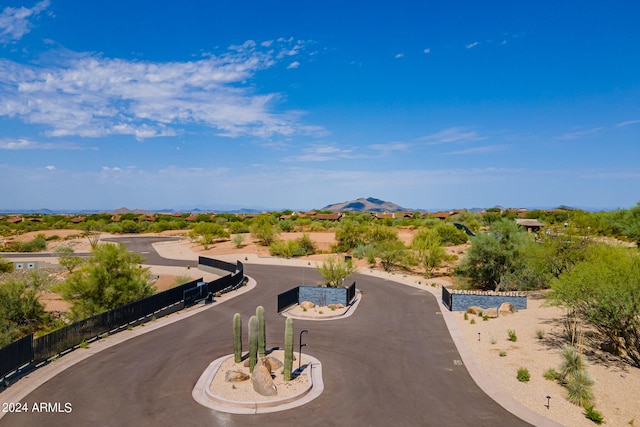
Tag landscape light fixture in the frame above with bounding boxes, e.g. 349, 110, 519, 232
299, 329, 309, 370
478, 332, 481, 341
546, 395, 551, 409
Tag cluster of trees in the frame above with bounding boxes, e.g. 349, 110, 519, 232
0, 265, 57, 348
457, 218, 640, 368
0, 243, 155, 347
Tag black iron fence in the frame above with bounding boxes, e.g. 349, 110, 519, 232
1, 257, 244, 380
441, 286, 453, 311
277, 287, 299, 313
346, 281, 356, 303
0, 334, 33, 379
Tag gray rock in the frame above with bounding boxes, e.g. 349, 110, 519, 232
225, 370, 250, 382
252, 365, 277, 396
498, 302, 516, 315
485, 307, 499, 318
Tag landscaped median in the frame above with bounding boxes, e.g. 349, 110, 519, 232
192, 351, 324, 414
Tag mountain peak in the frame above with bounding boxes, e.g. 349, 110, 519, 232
321, 197, 409, 212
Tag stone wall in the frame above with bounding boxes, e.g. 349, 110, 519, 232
298, 286, 348, 307
442, 287, 527, 311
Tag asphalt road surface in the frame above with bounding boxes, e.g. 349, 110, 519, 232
1, 260, 531, 427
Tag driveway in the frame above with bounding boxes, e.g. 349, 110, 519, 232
0, 263, 530, 426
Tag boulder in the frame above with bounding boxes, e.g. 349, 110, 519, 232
258, 357, 272, 374
466, 306, 483, 315
266, 357, 283, 370
225, 370, 250, 382
335, 303, 345, 309
485, 307, 499, 318
300, 301, 315, 309
498, 302, 516, 316
251, 365, 277, 396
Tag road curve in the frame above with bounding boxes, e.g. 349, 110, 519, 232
0, 262, 531, 426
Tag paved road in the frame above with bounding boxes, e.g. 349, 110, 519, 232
1, 261, 531, 426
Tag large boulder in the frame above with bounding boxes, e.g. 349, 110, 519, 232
225, 370, 250, 382
498, 302, 516, 316
466, 306, 483, 315
252, 365, 277, 396
485, 307, 499, 318
266, 357, 283, 371
300, 301, 315, 309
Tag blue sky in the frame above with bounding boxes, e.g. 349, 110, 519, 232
1, 1, 639, 211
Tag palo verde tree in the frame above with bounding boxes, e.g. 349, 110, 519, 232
54, 242, 155, 320
317, 255, 356, 287
0, 271, 53, 347
189, 222, 230, 249
456, 219, 532, 291
550, 243, 640, 367
412, 228, 448, 278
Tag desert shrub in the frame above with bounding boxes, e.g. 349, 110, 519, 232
463, 312, 468, 320
559, 345, 586, 382
499, 351, 507, 357
536, 329, 545, 339
508, 329, 517, 342
470, 318, 476, 324
566, 370, 594, 407
583, 405, 604, 424
517, 367, 530, 382
543, 368, 560, 381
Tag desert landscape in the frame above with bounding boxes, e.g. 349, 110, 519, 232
3, 227, 640, 426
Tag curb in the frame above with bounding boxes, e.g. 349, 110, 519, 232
192, 354, 323, 414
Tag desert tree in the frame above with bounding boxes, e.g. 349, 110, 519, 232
54, 243, 154, 320
550, 243, 640, 367
53, 246, 84, 273
316, 255, 356, 287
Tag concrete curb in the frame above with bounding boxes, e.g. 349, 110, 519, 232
282, 290, 363, 321
192, 354, 323, 414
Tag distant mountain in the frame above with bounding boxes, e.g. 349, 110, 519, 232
321, 197, 410, 212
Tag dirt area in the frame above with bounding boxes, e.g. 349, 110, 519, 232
209, 350, 309, 402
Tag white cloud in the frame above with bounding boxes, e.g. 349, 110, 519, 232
556, 127, 605, 140
281, 144, 355, 162
0, 0, 50, 42
287, 61, 300, 69
0, 137, 88, 150
45, 165, 55, 170
369, 141, 411, 153
395, 53, 404, 59
616, 119, 640, 128
423, 48, 431, 54
418, 127, 485, 144
445, 144, 508, 155
466, 41, 479, 49
0, 39, 323, 141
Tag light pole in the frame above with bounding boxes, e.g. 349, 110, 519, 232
546, 395, 551, 409
299, 329, 309, 370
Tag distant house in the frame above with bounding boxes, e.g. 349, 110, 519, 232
70, 217, 86, 224
315, 213, 342, 221
515, 218, 544, 233
432, 211, 453, 220
6, 216, 24, 223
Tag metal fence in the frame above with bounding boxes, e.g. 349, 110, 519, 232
0, 334, 33, 379
346, 281, 356, 303
277, 287, 299, 313
441, 286, 453, 311
1, 257, 244, 380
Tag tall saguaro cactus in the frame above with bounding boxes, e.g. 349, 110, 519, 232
283, 317, 294, 381
256, 305, 266, 357
233, 313, 242, 363
248, 315, 259, 373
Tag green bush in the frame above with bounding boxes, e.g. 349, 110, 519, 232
517, 367, 530, 382
584, 405, 604, 424
543, 368, 560, 381
566, 370, 594, 407
508, 329, 517, 342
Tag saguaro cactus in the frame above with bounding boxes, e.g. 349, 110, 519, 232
233, 313, 242, 363
256, 305, 266, 357
283, 317, 294, 381
248, 315, 259, 373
